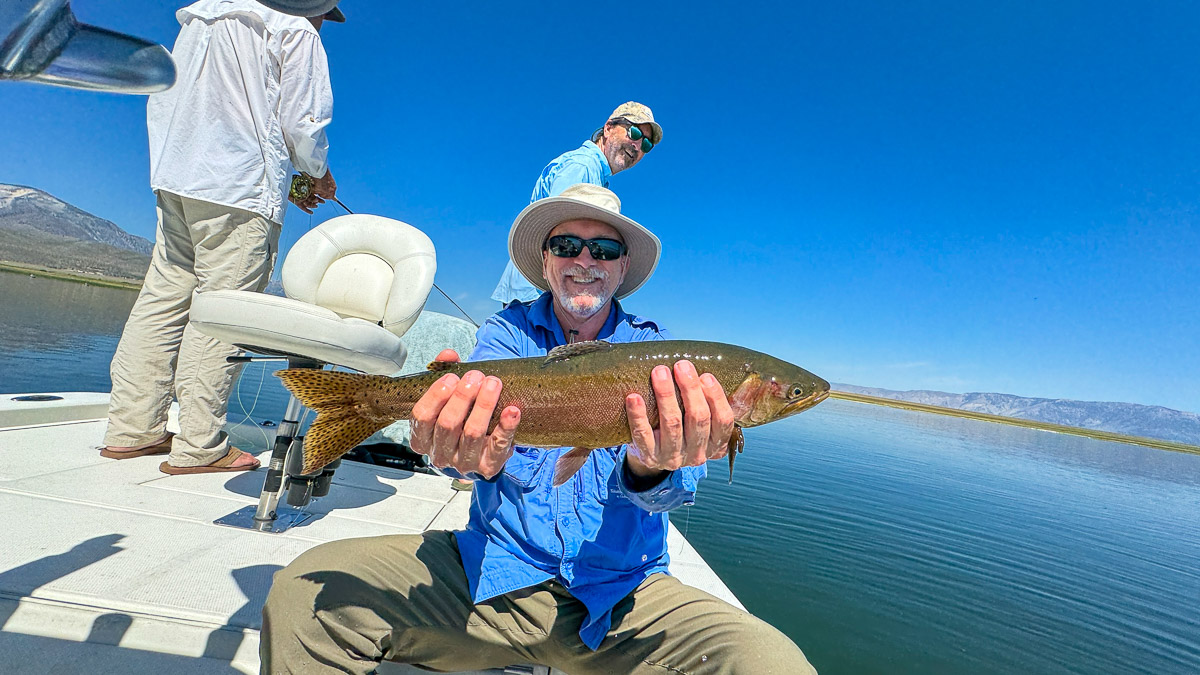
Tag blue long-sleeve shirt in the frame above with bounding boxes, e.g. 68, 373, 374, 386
448, 293, 707, 650
491, 141, 612, 304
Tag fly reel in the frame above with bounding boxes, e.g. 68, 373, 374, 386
289, 173, 315, 202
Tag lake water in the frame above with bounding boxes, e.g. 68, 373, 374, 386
3, 271, 1199, 674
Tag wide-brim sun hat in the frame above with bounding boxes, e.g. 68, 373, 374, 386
509, 184, 661, 300
256, 0, 345, 22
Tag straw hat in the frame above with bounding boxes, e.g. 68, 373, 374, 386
508, 184, 661, 299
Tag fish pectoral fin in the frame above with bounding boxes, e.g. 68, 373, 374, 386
551, 447, 593, 487
542, 340, 614, 366
727, 427, 745, 484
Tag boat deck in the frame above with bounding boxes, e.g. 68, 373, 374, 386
0, 394, 740, 674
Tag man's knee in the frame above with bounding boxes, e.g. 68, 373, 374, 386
727, 614, 815, 674
265, 540, 355, 614
682, 611, 815, 675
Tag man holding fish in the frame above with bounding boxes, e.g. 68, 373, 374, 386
261, 185, 823, 673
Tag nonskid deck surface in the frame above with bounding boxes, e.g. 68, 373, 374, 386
0, 403, 740, 674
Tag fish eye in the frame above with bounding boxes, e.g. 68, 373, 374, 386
788, 385, 805, 398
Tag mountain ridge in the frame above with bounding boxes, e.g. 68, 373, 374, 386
834, 383, 1200, 446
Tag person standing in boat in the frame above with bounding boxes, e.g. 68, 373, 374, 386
490, 101, 663, 307
261, 184, 816, 674
100, 0, 344, 474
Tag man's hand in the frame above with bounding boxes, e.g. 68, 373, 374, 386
311, 167, 337, 200
288, 189, 323, 214
409, 349, 521, 479
624, 360, 736, 483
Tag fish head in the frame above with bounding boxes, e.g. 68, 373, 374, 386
728, 356, 830, 427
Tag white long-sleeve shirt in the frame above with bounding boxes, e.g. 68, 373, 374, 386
147, 0, 332, 223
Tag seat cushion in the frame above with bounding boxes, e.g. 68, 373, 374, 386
191, 290, 407, 375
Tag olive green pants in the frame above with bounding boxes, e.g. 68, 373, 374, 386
261, 531, 816, 674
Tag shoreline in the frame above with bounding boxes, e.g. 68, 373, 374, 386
830, 391, 1200, 455
0, 261, 143, 291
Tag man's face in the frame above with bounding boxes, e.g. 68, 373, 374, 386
542, 219, 629, 321
600, 121, 653, 174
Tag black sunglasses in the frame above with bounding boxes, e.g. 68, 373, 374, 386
625, 124, 654, 153
545, 235, 627, 261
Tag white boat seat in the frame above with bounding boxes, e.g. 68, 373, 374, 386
190, 213, 436, 375
191, 290, 409, 375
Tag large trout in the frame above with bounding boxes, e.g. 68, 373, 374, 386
277, 339, 830, 486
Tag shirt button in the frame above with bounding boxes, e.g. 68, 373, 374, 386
641, 554, 648, 562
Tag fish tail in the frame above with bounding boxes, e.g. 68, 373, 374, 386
276, 369, 399, 474
552, 447, 592, 487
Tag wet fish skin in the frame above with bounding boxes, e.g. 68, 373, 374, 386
276, 339, 830, 484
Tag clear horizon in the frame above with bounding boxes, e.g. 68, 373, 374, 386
4, 1, 1198, 414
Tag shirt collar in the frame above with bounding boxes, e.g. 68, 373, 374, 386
582, 140, 612, 181
527, 293, 625, 346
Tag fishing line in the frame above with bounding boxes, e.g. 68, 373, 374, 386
323, 194, 479, 328
231, 359, 272, 452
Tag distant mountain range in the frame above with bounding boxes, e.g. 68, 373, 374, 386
0, 183, 151, 280
834, 384, 1200, 446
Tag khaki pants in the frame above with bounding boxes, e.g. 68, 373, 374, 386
261, 531, 816, 675
104, 191, 279, 466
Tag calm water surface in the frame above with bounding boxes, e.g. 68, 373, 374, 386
4, 272, 1199, 674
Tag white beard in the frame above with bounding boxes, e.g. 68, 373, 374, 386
556, 267, 612, 320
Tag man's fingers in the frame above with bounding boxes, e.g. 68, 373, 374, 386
700, 372, 735, 460
674, 360, 711, 466
434, 349, 460, 363
457, 376, 502, 471
430, 371, 484, 467
625, 392, 657, 457
650, 364, 683, 469
479, 405, 520, 478
409, 373, 459, 456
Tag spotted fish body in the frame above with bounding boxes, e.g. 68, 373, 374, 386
277, 339, 830, 484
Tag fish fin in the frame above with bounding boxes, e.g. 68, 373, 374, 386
552, 447, 593, 487
727, 426, 745, 484
543, 340, 614, 366
276, 369, 392, 474
426, 360, 457, 372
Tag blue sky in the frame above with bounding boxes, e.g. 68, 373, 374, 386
5, 1, 1199, 413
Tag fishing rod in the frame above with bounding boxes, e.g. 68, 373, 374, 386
291, 174, 479, 328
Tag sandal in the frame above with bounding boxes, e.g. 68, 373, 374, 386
101, 435, 173, 460
159, 447, 260, 475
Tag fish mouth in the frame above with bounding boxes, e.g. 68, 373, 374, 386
780, 388, 830, 417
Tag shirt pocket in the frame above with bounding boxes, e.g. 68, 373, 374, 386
501, 446, 548, 488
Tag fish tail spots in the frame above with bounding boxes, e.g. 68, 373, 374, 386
552, 447, 593, 487
276, 369, 395, 475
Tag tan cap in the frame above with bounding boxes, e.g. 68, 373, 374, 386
608, 101, 663, 145
509, 184, 661, 300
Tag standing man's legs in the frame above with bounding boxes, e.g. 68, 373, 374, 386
105, 191, 199, 450
105, 192, 278, 468
168, 195, 278, 467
